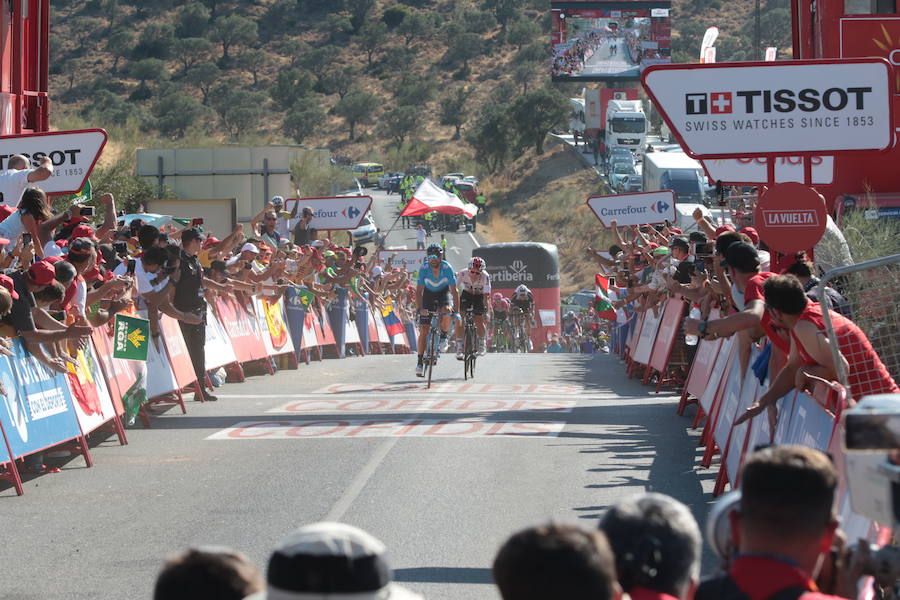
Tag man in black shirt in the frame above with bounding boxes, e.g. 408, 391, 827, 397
292, 206, 316, 246
172, 228, 216, 401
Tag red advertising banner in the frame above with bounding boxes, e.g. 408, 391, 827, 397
159, 315, 197, 390
648, 299, 686, 373
216, 297, 268, 363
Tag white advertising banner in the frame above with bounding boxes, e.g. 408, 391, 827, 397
379, 249, 426, 275
288, 196, 372, 230
586, 190, 676, 228
642, 59, 893, 157
701, 155, 835, 184
0, 129, 107, 195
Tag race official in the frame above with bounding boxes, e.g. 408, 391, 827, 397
173, 228, 215, 401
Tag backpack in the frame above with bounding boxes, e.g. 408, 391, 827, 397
696, 574, 807, 600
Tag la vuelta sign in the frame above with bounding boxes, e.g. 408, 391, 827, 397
0, 129, 108, 195
642, 59, 893, 158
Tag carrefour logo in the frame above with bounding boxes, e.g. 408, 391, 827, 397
342, 206, 361, 220
685, 87, 872, 115
650, 200, 669, 213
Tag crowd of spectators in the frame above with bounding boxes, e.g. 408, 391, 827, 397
151, 445, 871, 600
551, 29, 607, 77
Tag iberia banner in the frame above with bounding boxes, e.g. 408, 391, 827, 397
113, 314, 150, 361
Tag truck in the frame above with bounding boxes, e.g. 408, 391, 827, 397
572, 88, 639, 148
642, 150, 708, 205
605, 99, 648, 157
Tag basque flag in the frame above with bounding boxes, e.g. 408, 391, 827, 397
594, 274, 618, 322
381, 301, 405, 336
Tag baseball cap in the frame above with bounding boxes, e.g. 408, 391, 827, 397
27, 261, 56, 286
202, 236, 221, 249
371, 266, 384, 277
70, 224, 98, 241
67, 237, 96, 256
740, 226, 760, 246
246, 522, 422, 600
720, 241, 761, 272
241, 242, 260, 254
0, 237, 10, 246
0, 205, 14, 222
310, 240, 325, 248
714, 224, 736, 237
182, 227, 203, 245
669, 236, 689, 251
652, 246, 670, 256
0, 274, 19, 299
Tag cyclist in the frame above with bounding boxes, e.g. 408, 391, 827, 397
454, 256, 492, 359
415, 243, 459, 377
562, 311, 582, 338
510, 284, 536, 351
490, 292, 511, 351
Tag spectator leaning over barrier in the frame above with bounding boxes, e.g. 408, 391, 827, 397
0, 153, 52, 208
695, 445, 857, 600
0, 187, 53, 258
154, 546, 264, 600
65, 238, 132, 326
493, 523, 622, 600
292, 205, 316, 246
247, 522, 422, 600
736, 275, 899, 429
783, 254, 851, 318
172, 227, 216, 402
599, 492, 702, 600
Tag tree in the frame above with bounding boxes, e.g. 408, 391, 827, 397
334, 88, 378, 140
284, 99, 326, 144
279, 39, 310, 68
439, 87, 470, 139
324, 12, 354, 43
379, 105, 421, 146
175, 2, 211, 38
446, 32, 484, 74
357, 21, 388, 68
210, 14, 258, 61
210, 82, 267, 138
512, 62, 536, 94
153, 94, 210, 138
63, 58, 87, 93
173, 37, 214, 75
397, 10, 435, 46
466, 103, 514, 173
236, 49, 270, 86
510, 87, 568, 155
270, 67, 316, 110
299, 46, 338, 79
515, 42, 545, 64
127, 58, 168, 88
69, 17, 103, 52
507, 20, 541, 51
382, 5, 409, 29
132, 23, 175, 60
106, 29, 134, 73
391, 72, 434, 106
81, 90, 143, 126
346, 0, 376, 32
185, 61, 220, 104
319, 66, 356, 99
483, 0, 516, 33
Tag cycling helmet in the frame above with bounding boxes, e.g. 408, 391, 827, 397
565, 311, 576, 320
469, 256, 485, 272
426, 243, 442, 257
271, 195, 285, 206
492, 292, 503, 301
515, 284, 530, 295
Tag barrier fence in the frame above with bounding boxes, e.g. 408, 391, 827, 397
615, 291, 890, 557
0, 291, 412, 496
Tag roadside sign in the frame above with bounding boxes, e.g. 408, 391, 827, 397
113, 314, 150, 361
287, 196, 372, 230
753, 182, 827, 253
586, 190, 676, 228
642, 59, 893, 158
379, 249, 425, 275
701, 155, 835, 185
0, 129, 108, 195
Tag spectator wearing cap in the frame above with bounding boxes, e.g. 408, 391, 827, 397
696, 445, 857, 600
172, 228, 216, 402
292, 206, 317, 246
252, 202, 285, 251
669, 237, 690, 265
64, 238, 128, 323
154, 546, 263, 600
0, 153, 52, 208
198, 223, 244, 269
247, 522, 422, 600
736, 275, 899, 429
493, 523, 621, 600
738, 226, 771, 271
226, 241, 259, 268
684, 242, 782, 378
38, 193, 118, 257
599, 493, 701, 600
0, 187, 52, 257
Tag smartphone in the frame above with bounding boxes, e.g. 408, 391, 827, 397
81, 206, 95, 216
114, 241, 128, 255
158, 232, 169, 243
22, 233, 32, 245
244, 263, 253, 271
192, 217, 204, 226
126, 259, 136, 275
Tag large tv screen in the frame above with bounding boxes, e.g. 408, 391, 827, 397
550, 2, 671, 81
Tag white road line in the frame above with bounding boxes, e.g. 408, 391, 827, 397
217, 393, 607, 400
468, 232, 480, 248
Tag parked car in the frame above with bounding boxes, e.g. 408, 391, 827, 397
610, 162, 637, 190
616, 174, 643, 193
454, 181, 478, 203
606, 154, 636, 179
377, 171, 404, 189
462, 175, 479, 185
351, 212, 378, 244
561, 290, 595, 318
439, 174, 462, 188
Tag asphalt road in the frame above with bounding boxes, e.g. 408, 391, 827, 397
581, 37, 640, 78
0, 190, 716, 599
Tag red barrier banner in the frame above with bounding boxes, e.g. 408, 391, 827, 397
626, 312, 644, 354
66, 341, 120, 435
159, 315, 197, 390
648, 299, 686, 374
699, 336, 735, 415
92, 327, 146, 426
146, 334, 180, 400
205, 306, 238, 369
632, 307, 662, 366
301, 313, 320, 350
723, 352, 762, 487
216, 297, 268, 363
316, 306, 337, 348
683, 308, 723, 399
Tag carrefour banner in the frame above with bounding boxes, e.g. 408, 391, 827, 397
0, 340, 82, 460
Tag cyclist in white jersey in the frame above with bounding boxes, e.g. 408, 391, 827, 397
455, 256, 491, 358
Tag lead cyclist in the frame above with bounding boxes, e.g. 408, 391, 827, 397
455, 256, 492, 358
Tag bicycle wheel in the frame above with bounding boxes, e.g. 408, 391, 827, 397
426, 330, 436, 389
464, 322, 475, 380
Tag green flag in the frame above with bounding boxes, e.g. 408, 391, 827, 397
121, 372, 148, 427
69, 178, 92, 205
294, 286, 316, 309
113, 314, 150, 361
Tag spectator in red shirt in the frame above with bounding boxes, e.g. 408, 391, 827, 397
736, 275, 899, 427
696, 445, 852, 600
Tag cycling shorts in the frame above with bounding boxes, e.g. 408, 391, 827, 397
493, 310, 508, 322
420, 288, 452, 325
460, 290, 486, 316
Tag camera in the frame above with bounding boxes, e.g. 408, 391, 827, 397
191, 217, 204, 226
113, 241, 128, 256
692, 242, 714, 257
81, 206, 94, 217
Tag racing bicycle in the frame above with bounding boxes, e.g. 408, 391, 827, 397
461, 306, 477, 380
421, 310, 442, 389
490, 318, 511, 352
510, 308, 531, 354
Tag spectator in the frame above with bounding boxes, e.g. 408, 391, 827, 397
172, 228, 215, 402
736, 274, 899, 427
493, 523, 621, 600
783, 255, 850, 317
247, 522, 421, 599
599, 493, 701, 600
0, 154, 52, 208
292, 206, 316, 246
154, 546, 264, 600
415, 223, 426, 250
0, 187, 53, 257
695, 445, 851, 600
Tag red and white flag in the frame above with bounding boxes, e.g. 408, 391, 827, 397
401, 179, 479, 219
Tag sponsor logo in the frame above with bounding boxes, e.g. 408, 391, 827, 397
649, 200, 670, 213
0, 149, 83, 168
762, 209, 820, 227
342, 205, 361, 220
490, 260, 534, 283
685, 87, 872, 115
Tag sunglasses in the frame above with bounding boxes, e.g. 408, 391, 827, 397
427, 254, 441, 260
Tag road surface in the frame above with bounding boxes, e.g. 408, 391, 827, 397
0, 187, 715, 600
579, 37, 640, 78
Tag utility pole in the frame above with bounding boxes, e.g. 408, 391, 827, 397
755, 0, 762, 60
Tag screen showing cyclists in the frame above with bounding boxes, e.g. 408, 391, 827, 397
510, 284, 536, 352
415, 244, 459, 378
455, 256, 492, 359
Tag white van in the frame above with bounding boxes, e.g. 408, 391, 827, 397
674, 203, 732, 234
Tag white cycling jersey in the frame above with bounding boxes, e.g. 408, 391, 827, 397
456, 269, 492, 295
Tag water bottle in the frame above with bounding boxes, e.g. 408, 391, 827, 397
685, 306, 701, 346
